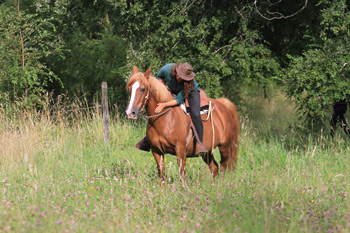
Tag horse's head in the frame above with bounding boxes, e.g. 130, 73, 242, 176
125, 66, 151, 119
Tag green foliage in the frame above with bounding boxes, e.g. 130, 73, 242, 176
28, 0, 129, 106
57, 18, 128, 106
0, 2, 63, 108
109, 0, 280, 99
1, 0, 350, 133
286, 0, 350, 127
222, 37, 281, 101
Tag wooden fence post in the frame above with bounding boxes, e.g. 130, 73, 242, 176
102, 82, 109, 144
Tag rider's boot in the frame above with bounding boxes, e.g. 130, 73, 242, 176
135, 136, 151, 152
195, 140, 208, 156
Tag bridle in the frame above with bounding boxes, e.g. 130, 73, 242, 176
139, 83, 151, 111
144, 85, 150, 105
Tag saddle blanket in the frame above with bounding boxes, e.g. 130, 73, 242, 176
180, 103, 214, 115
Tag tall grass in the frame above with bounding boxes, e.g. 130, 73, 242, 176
0, 92, 349, 232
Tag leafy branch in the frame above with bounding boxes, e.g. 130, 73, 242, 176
254, 0, 308, 20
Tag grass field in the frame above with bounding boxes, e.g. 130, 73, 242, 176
0, 95, 349, 233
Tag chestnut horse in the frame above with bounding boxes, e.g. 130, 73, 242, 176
126, 66, 239, 179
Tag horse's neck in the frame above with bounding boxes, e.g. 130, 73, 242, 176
146, 95, 157, 114
145, 89, 173, 117
145, 81, 170, 113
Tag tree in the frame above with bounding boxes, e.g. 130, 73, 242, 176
286, 0, 350, 127
109, 0, 280, 100
57, 18, 128, 105
0, 0, 63, 108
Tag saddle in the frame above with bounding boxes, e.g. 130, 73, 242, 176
181, 89, 213, 115
185, 89, 210, 108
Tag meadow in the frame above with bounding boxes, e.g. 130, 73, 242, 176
0, 93, 349, 233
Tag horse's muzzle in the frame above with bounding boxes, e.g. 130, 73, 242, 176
126, 107, 139, 119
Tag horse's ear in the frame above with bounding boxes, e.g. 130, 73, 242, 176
144, 66, 151, 79
132, 66, 138, 74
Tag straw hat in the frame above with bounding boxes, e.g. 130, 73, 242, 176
175, 62, 196, 81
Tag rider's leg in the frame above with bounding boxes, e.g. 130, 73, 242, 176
188, 89, 207, 154
188, 89, 204, 143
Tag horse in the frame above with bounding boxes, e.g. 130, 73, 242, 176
125, 66, 239, 180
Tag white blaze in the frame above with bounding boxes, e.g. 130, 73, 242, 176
126, 81, 140, 117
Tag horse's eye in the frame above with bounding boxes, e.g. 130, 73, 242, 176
140, 88, 145, 93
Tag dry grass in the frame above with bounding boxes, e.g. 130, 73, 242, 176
0, 94, 114, 172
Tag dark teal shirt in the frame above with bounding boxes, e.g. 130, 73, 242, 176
156, 63, 199, 104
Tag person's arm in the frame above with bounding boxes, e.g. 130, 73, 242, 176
154, 89, 185, 113
154, 99, 178, 113
173, 90, 185, 104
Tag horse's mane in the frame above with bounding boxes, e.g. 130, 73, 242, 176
127, 72, 172, 102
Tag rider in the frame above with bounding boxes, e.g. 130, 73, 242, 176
135, 62, 207, 154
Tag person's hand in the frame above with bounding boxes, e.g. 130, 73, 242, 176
155, 103, 166, 113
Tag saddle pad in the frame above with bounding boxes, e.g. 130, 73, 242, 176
180, 103, 214, 115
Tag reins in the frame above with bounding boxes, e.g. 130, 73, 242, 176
202, 101, 215, 153
141, 108, 171, 119
202, 100, 213, 122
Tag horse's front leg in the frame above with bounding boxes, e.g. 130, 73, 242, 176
151, 149, 165, 180
176, 146, 187, 182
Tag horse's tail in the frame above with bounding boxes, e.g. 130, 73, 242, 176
217, 98, 240, 170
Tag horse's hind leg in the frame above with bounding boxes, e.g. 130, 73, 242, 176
201, 152, 219, 178
219, 143, 237, 173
